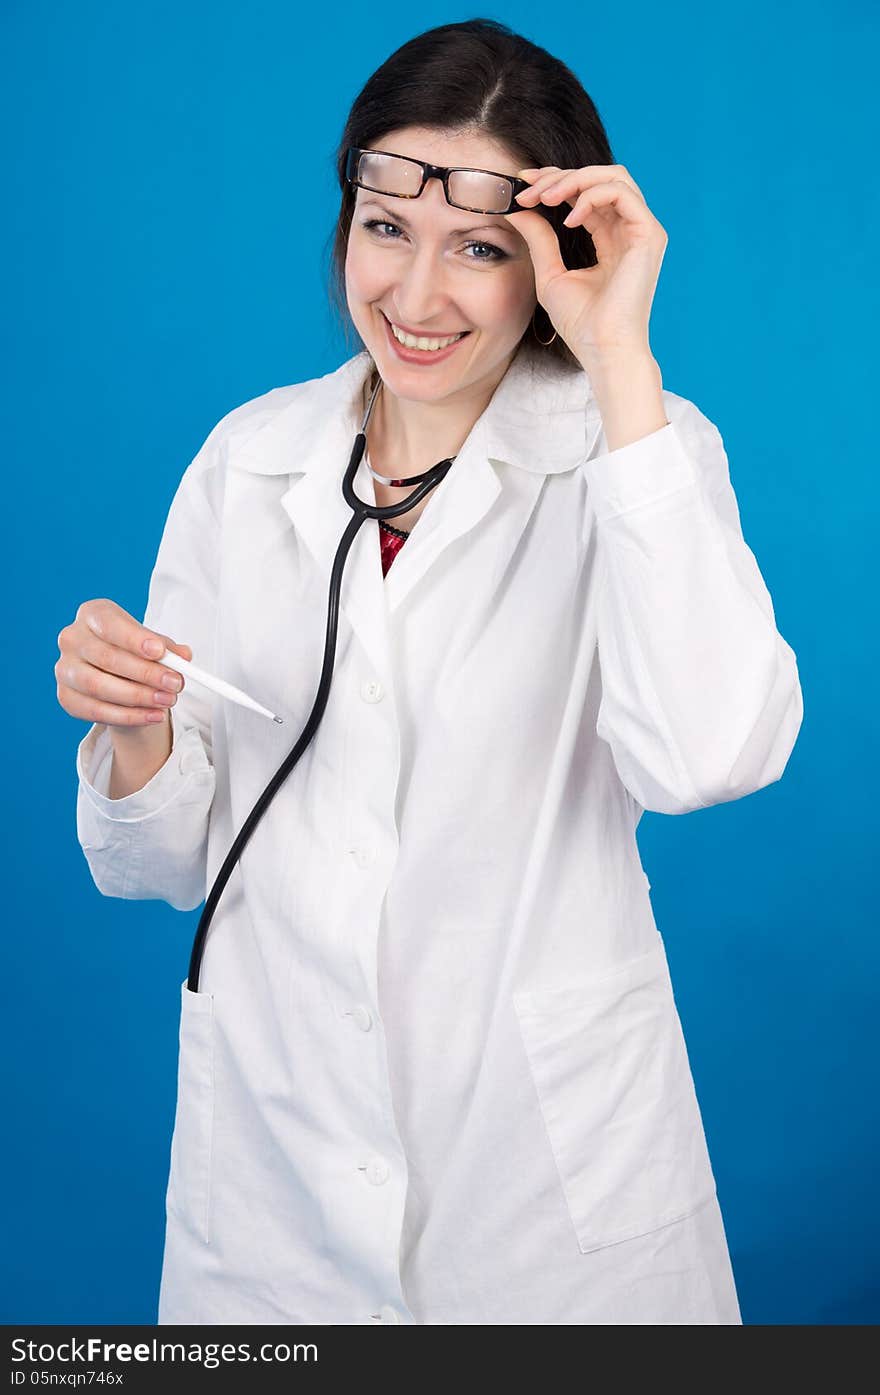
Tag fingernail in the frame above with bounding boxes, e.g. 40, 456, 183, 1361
161, 673, 183, 691
143, 638, 163, 657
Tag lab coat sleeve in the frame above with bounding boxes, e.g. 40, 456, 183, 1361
583, 392, 803, 815
75, 428, 224, 910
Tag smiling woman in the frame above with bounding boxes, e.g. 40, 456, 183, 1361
69, 13, 803, 1332
345, 130, 539, 386
330, 37, 608, 367
325, 19, 618, 514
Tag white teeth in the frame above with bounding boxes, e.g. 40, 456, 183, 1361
389, 321, 466, 351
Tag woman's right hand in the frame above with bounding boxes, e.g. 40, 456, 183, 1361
56, 598, 192, 731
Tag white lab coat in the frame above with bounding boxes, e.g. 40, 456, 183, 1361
75, 341, 803, 1325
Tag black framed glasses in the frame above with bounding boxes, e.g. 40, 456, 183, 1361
345, 147, 531, 216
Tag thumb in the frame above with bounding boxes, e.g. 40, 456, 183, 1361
503, 207, 567, 297
163, 636, 193, 661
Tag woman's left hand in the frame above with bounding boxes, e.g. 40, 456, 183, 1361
503, 164, 668, 361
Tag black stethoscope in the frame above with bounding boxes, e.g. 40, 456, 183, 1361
186, 368, 456, 993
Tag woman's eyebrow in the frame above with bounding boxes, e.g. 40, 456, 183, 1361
358, 199, 514, 238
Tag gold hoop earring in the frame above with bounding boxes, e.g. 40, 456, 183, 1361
531, 308, 557, 346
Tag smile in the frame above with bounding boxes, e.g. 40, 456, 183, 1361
381, 312, 471, 363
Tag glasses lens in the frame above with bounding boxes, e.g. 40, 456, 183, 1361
448, 169, 514, 213
352, 151, 514, 212
356, 151, 423, 197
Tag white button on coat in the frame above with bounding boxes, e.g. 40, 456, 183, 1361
74, 343, 803, 1325
350, 1004, 373, 1032
360, 1157, 391, 1186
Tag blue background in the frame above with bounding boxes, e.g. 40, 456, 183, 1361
3, 0, 877, 1325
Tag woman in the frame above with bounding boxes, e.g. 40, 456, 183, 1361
60, 20, 803, 1324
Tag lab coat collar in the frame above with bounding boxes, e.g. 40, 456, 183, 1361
225, 343, 602, 689
228, 340, 603, 480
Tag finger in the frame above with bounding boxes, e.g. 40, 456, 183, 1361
516, 165, 562, 180
76, 630, 187, 696
58, 651, 181, 713
500, 205, 568, 289
546, 172, 644, 206
556, 164, 646, 200
516, 168, 643, 209
558, 180, 655, 229
80, 597, 184, 659
561, 190, 598, 228
79, 599, 189, 684
62, 685, 170, 728
513, 168, 570, 202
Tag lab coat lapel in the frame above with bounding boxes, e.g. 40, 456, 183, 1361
230, 354, 394, 695
383, 344, 601, 612
279, 452, 393, 693
382, 415, 502, 615
227, 346, 600, 688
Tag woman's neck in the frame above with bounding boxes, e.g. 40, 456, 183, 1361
363, 364, 500, 477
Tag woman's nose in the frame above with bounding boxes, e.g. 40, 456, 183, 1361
392, 260, 457, 328
388, 187, 463, 325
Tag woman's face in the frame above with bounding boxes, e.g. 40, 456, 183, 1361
345, 126, 537, 405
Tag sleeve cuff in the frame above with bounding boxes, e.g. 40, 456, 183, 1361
75, 705, 212, 822
582, 419, 700, 522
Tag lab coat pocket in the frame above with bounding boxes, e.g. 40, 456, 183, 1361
512, 938, 717, 1254
166, 977, 215, 1244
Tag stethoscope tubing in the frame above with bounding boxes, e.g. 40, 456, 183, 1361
186, 370, 454, 993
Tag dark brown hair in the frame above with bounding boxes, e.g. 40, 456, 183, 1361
325, 18, 615, 370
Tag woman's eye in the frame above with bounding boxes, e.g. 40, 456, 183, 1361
359, 218, 507, 263
361, 219, 402, 240
464, 239, 507, 263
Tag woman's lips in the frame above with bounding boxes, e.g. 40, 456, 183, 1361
381, 312, 471, 365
